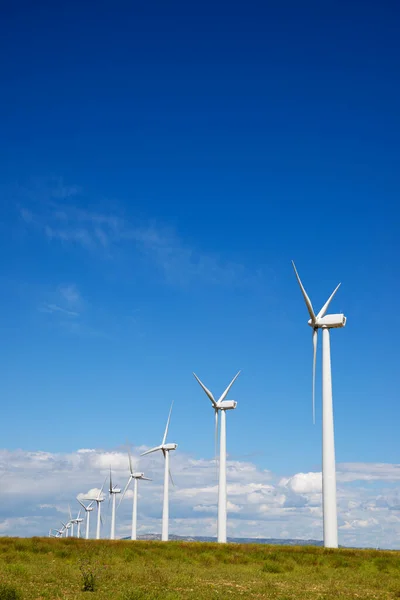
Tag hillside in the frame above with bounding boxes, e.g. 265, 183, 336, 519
0, 537, 398, 599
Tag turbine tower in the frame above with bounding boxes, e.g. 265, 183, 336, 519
88, 477, 107, 540
77, 498, 94, 539
141, 403, 177, 542
193, 371, 240, 543
119, 447, 151, 540
292, 261, 346, 549
68, 505, 75, 537
109, 467, 121, 540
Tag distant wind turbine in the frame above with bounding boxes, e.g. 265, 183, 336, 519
109, 467, 121, 540
119, 447, 151, 540
292, 261, 346, 549
141, 403, 177, 542
87, 477, 107, 540
193, 371, 241, 543
74, 509, 84, 538
60, 520, 71, 538
48, 528, 60, 538
77, 498, 94, 539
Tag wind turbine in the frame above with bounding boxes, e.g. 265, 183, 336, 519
292, 261, 346, 549
87, 477, 107, 540
55, 527, 64, 538
77, 498, 94, 539
141, 403, 177, 542
193, 371, 240, 543
73, 509, 84, 538
60, 520, 71, 538
119, 447, 151, 540
48, 528, 60, 538
109, 467, 121, 540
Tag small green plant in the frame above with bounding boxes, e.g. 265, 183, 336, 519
0, 583, 21, 600
79, 557, 98, 592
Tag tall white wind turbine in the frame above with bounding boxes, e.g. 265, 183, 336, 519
109, 467, 121, 540
141, 403, 177, 542
292, 261, 346, 549
193, 371, 240, 543
88, 477, 107, 540
77, 498, 94, 539
119, 448, 151, 540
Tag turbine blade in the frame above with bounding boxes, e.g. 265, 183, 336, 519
162, 402, 174, 446
140, 445, 162, 456
109, 466, 113, 494
217, 371, 241, 404
77, 498, 86, 511
141, 476, 152, 481
87, 501, 94, 510
316, 283, 341, 319
292, 261, 316, 323
127, 445, 134, 475
118, 476, 132, 507
169, 469, 175, 487
69, 504, 72, 520
193, 373, 217, 406
98, 475, 107, 500
312, 328, 317, 425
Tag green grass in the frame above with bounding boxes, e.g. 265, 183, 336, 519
0, 537, 399, 599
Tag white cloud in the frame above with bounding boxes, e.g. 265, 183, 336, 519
280, 472, 322, 494
337, 463, 400, 482
0, 447, 399, 549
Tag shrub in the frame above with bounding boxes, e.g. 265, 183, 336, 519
79, 558, 98, 592
0, 583, 21, 600
262, 560, 285, 574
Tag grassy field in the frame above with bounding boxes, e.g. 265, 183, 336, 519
0, 537, 399, 600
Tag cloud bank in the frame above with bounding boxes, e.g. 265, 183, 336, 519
0, 447, 399, 549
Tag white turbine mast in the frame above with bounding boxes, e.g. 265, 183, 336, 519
109, 467, 121, 540
193, 371, 241, 543
77, 498, 94, 540
68, 505, 75, 537
292, 260, 346, 549
141, 402, 177, 542
119, 446, 151, 540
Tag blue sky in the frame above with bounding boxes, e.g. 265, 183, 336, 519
0, 1, 399, 544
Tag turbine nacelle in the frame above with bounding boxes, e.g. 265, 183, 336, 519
163, 443, 177, 451
218, 400, 237, 410
308, 314, 346, 329
132, 472, 145, 478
